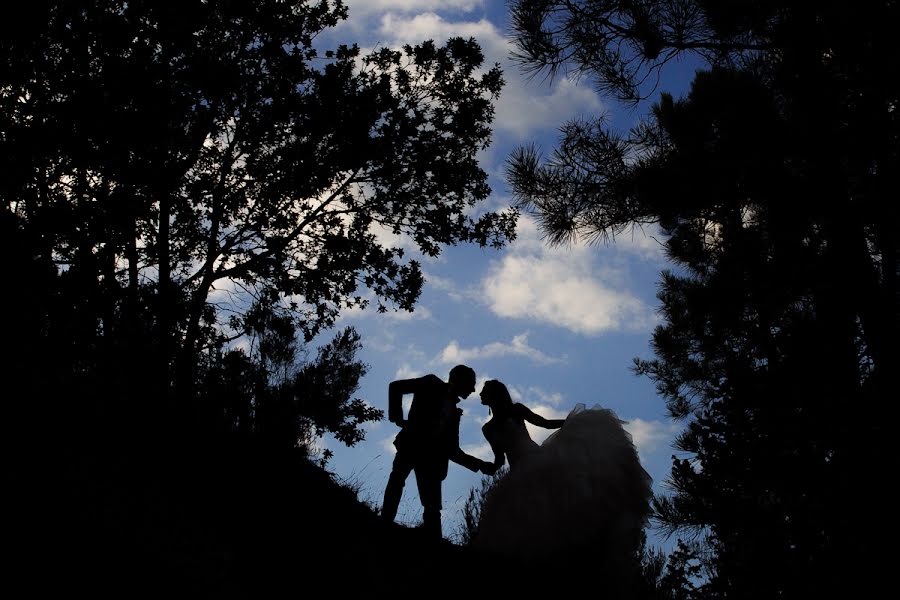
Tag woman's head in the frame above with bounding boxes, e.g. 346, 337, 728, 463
480, 379, 513, 411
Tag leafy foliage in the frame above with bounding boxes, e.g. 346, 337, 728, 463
2, 1, 515, 442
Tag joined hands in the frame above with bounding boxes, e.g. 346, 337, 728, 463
478, 460, 498, 476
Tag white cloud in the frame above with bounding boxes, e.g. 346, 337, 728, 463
624, 418, 680, 456
346, 0, 482, 20
361, 336, 398, 353
526, 386, 564, 406
469, 411, 491, 427
483, 254, 653, 333
504, 384, 564, 408
437, 333, 562, 366
495, 74, 603, 139
506, 385, 524, 403
380, 434, 398, 456
377, 12, 501, 52
389, 306, 433, 321
394, 363, 424, 380
526, 403, 569, 421
481, 216, 658, 335
423, 271, 472, 302
423, 272, 456, 291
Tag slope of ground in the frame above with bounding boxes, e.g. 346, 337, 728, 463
14, 433, 480, 595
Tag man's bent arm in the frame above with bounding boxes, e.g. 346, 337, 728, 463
388, 378, 421, 425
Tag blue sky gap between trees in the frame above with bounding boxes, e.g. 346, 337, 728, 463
313, 0, 700, 542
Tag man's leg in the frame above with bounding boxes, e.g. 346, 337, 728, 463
381, 451, 413, 522
415, 466, 443, 540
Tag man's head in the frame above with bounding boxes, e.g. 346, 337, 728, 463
448, 364, 476, 400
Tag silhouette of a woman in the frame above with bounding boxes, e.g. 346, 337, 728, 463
473, 380, 653, 569
479, 379, 564, 473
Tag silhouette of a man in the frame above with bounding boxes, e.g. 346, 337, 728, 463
381, 364, 491, 539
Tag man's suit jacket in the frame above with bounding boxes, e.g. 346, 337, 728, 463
389, 374, 480, 479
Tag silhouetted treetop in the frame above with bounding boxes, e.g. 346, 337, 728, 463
507, 1, 898, 597
2, 1, 516, 409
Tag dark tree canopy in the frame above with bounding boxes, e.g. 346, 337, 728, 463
508, 1, 898, 597
2, 1, 515, 447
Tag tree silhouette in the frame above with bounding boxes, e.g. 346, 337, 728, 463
508, 1, 898, 597
2, 1, 515, 434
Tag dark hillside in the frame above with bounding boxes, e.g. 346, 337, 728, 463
14, 433, 479, 596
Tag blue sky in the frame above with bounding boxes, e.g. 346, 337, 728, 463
315, 0, 700, 544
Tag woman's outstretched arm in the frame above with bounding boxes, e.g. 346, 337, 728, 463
515, 403, 564, 429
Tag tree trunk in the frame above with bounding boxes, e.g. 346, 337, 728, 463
157, 190, 172, 403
